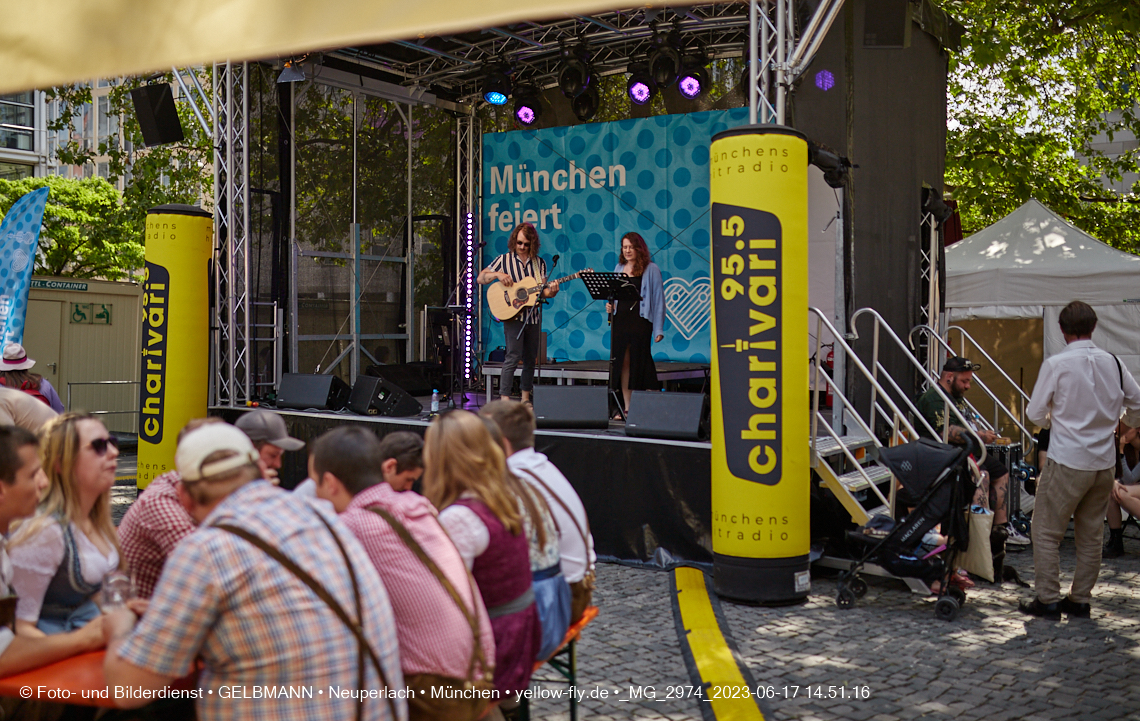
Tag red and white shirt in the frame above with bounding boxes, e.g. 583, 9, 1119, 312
117, 470, 196, 599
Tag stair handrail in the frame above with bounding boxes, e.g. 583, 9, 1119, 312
850, 308, 987, 463
809, 307, 925, 450
813, 406, 894, 514
908, 324, 1035, 451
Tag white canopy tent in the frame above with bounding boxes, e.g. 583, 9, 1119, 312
946, 198, 1140, 380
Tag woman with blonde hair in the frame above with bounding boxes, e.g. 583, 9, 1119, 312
423, 410, 541, 698
10, 413, 121, 634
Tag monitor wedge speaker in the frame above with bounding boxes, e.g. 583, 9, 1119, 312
624, 391, 708, 441
533, 385, 609, 429
277, 373, 350, 411
349, 374, 423, 417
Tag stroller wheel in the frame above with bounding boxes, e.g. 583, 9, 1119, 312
934, 597, 960, 621
836, 587, 857, 609
947, 585, 967, 606
850, 576, 868, 598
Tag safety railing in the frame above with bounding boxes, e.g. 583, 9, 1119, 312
850, 308, 986, 463
909, 324, 1035, 451
66, 381, 140, 433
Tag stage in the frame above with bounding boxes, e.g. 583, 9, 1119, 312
213, 402, 713, 568
479, 360, 710, 401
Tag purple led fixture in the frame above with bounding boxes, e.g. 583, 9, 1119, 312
815, 70, 835, 92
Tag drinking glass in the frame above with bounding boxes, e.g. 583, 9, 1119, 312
99, 571, 136, 612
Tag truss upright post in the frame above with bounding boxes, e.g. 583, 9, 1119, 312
456, 113, 481, 388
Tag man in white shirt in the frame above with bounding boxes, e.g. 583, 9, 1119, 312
1022, 301, 1140, 619
480, 400, 596, 623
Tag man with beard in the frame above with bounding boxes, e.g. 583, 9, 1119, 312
916, 357, 1028, 546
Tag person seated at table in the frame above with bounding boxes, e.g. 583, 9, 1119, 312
423, 411, 541, 702
102, 422, 405, 720
233, 409, 306, 484
313, 426, 495, 720
1104, 423, 1140, 557
481, 414, 570, 662
0, 425, 106, 677
9, 413, 120, 635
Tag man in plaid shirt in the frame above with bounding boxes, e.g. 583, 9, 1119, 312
104, 423, 406, 721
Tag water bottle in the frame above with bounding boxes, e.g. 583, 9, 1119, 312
431, 390, 440, 413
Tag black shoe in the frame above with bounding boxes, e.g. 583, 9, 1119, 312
1018, 597, 1061, 619
1103, 541, 1125, 558
1059, 596, 1091, 618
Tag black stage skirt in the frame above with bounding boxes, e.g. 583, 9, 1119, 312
610, 273, 659, 392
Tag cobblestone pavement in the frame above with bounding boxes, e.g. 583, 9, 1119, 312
529, 534, 1140, 721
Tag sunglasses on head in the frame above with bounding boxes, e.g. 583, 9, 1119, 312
89, 436, 119, 456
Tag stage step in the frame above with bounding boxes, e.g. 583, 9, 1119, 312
813, 451, 895, 526
835, 464, 893, 492
812, 433, 877, 461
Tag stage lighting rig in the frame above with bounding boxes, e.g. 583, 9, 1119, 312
572, 85, 600, 122
513, 85, 542, 127
677, 49, 710, 100
627, 62, 656, 105
482, 66, 511, 106
808, 142, 852, 189
648, 24, 683, 88
558, 41, 595, 98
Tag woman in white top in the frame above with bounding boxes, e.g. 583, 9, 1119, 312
10, 413, 121, 634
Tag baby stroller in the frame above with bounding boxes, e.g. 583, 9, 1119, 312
835, 438, 977, 621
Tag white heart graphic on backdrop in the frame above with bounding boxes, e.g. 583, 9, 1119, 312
663, 276, 711, 341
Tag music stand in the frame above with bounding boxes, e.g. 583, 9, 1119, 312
580, 271, 642, 420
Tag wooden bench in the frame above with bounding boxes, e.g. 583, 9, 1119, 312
522, 605, 599, 721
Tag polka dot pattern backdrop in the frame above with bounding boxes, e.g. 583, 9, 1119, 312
482, 108, 749, 365
0, 187, 50, 346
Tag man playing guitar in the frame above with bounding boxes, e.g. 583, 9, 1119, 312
478, 222, 559, 405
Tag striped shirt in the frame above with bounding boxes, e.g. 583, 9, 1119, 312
117, 480, 406, 721
340, 484, 496, 682
117, 469, 196, 599
486, 252, 547, 325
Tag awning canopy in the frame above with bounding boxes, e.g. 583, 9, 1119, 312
0, 0, 640, 95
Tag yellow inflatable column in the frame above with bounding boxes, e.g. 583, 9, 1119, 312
708, 126, 810, 603
138, 205, 213, 488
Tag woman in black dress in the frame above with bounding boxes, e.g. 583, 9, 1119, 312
607, 232, 665, 413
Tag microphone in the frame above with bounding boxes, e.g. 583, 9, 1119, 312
552, 254, 560, 266
475, 240, 487, 249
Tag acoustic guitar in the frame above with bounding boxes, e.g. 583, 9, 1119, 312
487, 269, 592, 321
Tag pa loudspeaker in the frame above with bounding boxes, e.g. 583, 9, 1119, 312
624, 391, 708, 441
349, 375, 423, 417
533, 385, 609, 429
130, 84, 186, 147
277, 373, 350, 411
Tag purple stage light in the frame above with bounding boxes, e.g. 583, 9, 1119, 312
516, 105, 536, 126
678, 75, 702, 99
815, 70, 835, 91
629, 81, 652, 105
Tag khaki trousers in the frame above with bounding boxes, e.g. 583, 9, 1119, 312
1031, 458, 1114, 604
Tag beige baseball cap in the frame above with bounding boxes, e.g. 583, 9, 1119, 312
176, 423, 261, 482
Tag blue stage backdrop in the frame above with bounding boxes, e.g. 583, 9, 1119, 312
481, 107, 750, 365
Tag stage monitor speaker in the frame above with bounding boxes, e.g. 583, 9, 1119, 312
624, 391, 709, 441
130, 84, 186, 147
277, 373, 350, 411
348, 375, 423, 417
533, 385, 609, 429
366, 363, 442, 397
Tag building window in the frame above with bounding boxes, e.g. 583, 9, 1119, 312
0, 162, 33, 181
0, 92, 35, 152
97, 95, 118, 150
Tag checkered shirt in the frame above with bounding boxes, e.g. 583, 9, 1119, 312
117, 470, 195, 599
117, 481, 406, 721
341, 484, 495, 682
486, 252, 547, 325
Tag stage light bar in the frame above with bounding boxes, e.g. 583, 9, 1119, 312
464, 212, 475, 380
627, 63, 656, 105
483, 68, 511, 106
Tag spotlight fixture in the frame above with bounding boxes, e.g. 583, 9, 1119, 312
482, 67, 511, 106
277, 59, 306, 83
815, 69, 836, 91
648, 25, 683, 88
513, 85, 542, 127
558, 43, 595, 98
572, 85, 600, 122
627, 63, 656, 105
677, 52, 709, 100
808, 142, 852, 189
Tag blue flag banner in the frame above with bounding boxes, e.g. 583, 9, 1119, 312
0, 187, 50, 346
481, 107, 750, 364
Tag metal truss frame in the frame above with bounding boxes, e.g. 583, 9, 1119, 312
213, 61, 251, 408
455, 113, 481, 385
918, 210, 942, 379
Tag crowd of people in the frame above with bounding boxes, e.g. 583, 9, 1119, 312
0, 397, 595, 721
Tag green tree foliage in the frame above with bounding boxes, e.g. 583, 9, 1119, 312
0, 176, 139, 279
47, 72, 213, 276
943, 0, 1140, 249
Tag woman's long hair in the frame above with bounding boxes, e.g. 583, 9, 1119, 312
0, 370, 43, 392
622, 232, 651, 277
423, 410, 523, 535
509, 223, 540, 259
10, 413, 119, 556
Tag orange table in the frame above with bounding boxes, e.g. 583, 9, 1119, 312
0, 651, 199, 708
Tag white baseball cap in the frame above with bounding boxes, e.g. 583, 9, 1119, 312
176, 423, 260, 482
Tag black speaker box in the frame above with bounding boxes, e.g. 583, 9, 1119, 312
277, 373, 350, 411
130, 84, 186, 147
533, 385, 609, 429
349, 375, 423, 417
365, 362, 442, 397
624, 391, 709, 441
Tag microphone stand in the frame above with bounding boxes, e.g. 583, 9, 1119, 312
534, 254, 558, 394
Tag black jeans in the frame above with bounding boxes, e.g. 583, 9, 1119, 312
500, 319, 541, 395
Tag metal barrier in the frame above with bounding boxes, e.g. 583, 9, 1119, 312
66, 381, 140, 432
